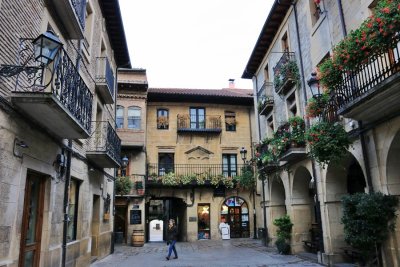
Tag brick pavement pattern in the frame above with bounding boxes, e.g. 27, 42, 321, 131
91, 239, 323, 267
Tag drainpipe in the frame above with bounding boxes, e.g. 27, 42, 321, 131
247, 107, 257, 239
293, 0, 325, 253
62, 38, 83, 267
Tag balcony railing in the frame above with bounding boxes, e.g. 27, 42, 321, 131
273, 52, 299, 95
334, 41, 400, 122
177, 114, 222, 133
95, 57, 115, 104
11, 39, 93, 139
49, 0, 86, 39
147, 163, 247, 186
258, 95, 274, 115
86, 121, 121, 168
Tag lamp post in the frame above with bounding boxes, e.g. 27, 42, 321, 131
121, 155, 129, 176
307, 73, 325, 254
240, 147, 257, 239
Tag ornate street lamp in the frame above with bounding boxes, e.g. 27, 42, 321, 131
32, 30, 63, 65
307, 72, 321, 98
121, 155, 129, 168
240, 147, 247, 164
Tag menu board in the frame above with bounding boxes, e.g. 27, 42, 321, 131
130, 210, 142, 225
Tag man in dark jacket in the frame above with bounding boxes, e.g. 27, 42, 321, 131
166, 219, 178, 260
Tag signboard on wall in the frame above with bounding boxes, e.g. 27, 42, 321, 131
130, 210, 142, 225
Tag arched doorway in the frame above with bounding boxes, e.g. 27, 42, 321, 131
220, 196, 249, 238
269, 176, 286, 243
325, 153, 366, 254
291, 167, 317, 253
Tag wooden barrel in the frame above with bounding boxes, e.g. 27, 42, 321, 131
131, 230, 144, 247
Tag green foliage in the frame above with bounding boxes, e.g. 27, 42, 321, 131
221, 175, 236, 189
288, 116, 305, 146
162, 172, 180, 186
236, 165, 255, 190
273, 215, 293, 254
257, 95, 274, 112
306, 121, 352, 166
318, 0, 400, 91
341, 192, 399, 261
180, 174, 196, 185
135, 181, 143, 189
115, 176, 133, 195
306, 93, 330, 118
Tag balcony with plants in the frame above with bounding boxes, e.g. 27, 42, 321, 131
273, 52, 300, 95
115, 174, 145, 196
146, 163, 254, 189
49, 0, 86, 39
258, 95, 274, 116
318, 0, 400, 122
10, 39, 93, 139
95, 57, 115, 104
177, 114, 222, 133
86, 121, 121, 168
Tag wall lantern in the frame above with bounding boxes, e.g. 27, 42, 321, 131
240, 147, 247, 164
121, 155, 129, 168
32, 30, 63, 66
307, 72, 321, 98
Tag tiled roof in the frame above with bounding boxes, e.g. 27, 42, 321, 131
148, 88, 253, 98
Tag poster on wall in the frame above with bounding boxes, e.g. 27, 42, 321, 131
130, 210, 142, 225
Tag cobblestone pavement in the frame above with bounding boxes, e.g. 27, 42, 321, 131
91, 239, 324, 267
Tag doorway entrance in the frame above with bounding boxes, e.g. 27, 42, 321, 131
114, 205, 128, 243
220, 197, 249, 238
19, 172, 45, 267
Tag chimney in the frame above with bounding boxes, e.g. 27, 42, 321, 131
228, 79, 235, 89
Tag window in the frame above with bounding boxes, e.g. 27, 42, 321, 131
128, 106, 141, 129
116, 106, 124, 128
264, 64, 270, 82
310, 0, 322, 26
157, 109, 169, 129
190, 108, 205, 129
67, 179, 80, 242
286, 91, 297, 117
83, 1, 94, 54
222, 154, 237, 177
281, 32, 289, 52
158, 153, 174, 175
225, 111, 236, 131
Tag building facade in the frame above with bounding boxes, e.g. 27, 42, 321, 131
0, 0, 130, 266
243, 0, 400, 266
145, 87, 257, 242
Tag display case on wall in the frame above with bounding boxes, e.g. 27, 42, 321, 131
197, 204, 210, 239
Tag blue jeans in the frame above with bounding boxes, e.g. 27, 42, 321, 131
168, 240, 177, 258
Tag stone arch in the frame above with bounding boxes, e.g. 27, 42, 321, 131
325, 152, 366, 254
291, 166, 316, 253
269, 176, 286, 242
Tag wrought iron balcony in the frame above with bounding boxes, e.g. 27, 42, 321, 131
10, 39, 93, 139
273, 52, 299, 95
147, 163, 247, 187
258, 95, 274, 115
86, 121, 121, 168
49, 0, 86, 39
177, 114, 222, 133
95, 57, 115, 104
279, 144, 307, 163
334, 42, 400, 122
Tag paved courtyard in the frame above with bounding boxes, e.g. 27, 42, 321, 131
91, 239, 324, 267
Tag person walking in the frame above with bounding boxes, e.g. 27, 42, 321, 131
166, 219, 178, 260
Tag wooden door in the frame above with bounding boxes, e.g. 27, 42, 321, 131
19, 172, 45, 267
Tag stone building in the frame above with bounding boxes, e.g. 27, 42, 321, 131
243, 0, 400, 266
143, 86, 257, 242
0, 0, 130, 266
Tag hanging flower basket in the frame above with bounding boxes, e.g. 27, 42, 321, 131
306, 121, 352, 166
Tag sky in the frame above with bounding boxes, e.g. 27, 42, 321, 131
119, 0, 273, 90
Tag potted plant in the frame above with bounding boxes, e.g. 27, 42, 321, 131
135, 181, 144, 195
288, 116, 305, 147
236, 165, 255, 190
274, 60, 300, 92
341, 192, 398, 265
306, 121, 352, 166
306, 93, 329, 118
115, 176, 133, 195
273, 215, 293, 254
161, 172, 179, 186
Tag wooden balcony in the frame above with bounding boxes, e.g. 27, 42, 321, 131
95, 57, 115, 104
177, 114, 222, 133
10, 45, 92, 139
48, 0, 85, 39
86, 121, 121, 168
273, 52, 299, 95
335, 42, 400, 123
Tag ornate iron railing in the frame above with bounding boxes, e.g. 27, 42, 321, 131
96, 57, 115, 97
258, 94, 274, 115
147, 163, 247, 178
87, 121, 121, 165
177, 114, 222, 131
334, 41, 400, 111
71, 0, 86, 30
273, 52, 299, 94
13, 39, 93, 132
